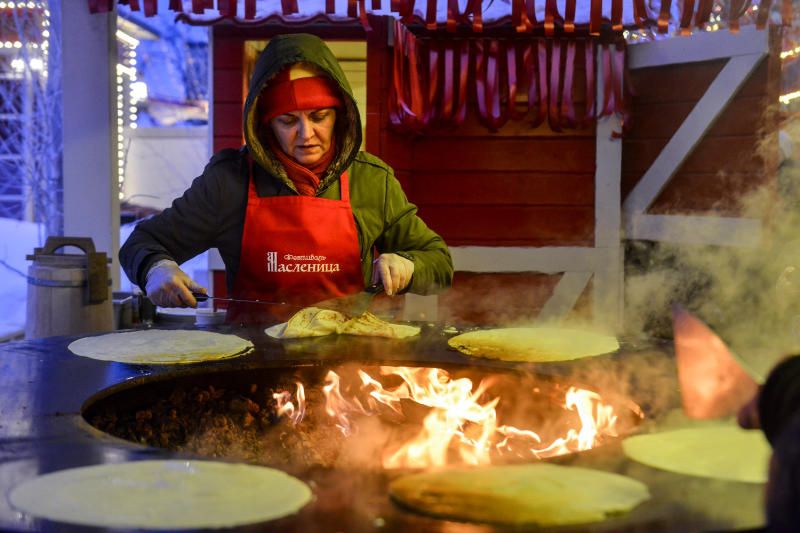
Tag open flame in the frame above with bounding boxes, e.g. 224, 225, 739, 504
273, 366, 632, 469
272, 382, 306, 426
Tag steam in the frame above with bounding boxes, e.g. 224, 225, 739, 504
623, 111, 799, 378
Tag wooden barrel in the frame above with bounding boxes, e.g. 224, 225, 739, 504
25, 237, 113, 340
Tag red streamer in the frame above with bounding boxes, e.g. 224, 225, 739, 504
564, 0, 576, 33
548, 40, 562, 132
426, 0, 437, 29
245, 0, 256, 18
590, 0, 602, 36
561, 40, 577, 128
658, 0, 672, 33
611, 0, 623, 31
583, 40, 596, 126
680, 0, 695, 35
544, 0, 558, 37
756, 0, 773, 29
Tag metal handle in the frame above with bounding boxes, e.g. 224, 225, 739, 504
192, 292, 209, 302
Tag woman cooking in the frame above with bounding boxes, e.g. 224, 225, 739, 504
120, 33, 453, 323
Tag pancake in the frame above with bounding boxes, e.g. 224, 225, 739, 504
337, 311, 420, 338
9, 460, 311, 530
389, 463, 650, 526
266, 307, 420, 339
67, 329, 253, 364
622, 423, 770, 483
448, 327, 619, 362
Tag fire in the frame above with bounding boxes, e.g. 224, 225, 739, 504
272, 382, 306, 426
279, 366, 631, 469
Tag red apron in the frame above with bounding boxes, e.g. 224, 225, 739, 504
227, 163, 365, 324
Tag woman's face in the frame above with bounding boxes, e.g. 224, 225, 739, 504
270, 108, 336, 166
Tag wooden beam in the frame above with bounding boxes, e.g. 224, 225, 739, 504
593, 42, 624, 328
623, 52, 764, 219
450, 246, 616, 273
537, 271, 593, 323
628, 26, 769, 69
626, 214, 761, 247
60, 1, 119, 288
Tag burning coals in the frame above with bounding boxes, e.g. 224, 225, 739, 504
87, 365, 643, 470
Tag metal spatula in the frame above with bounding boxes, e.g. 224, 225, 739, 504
313, 284, 384, 315
672, 305, 760, 419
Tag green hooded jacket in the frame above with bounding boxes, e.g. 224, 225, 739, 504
120, 33, 453, 296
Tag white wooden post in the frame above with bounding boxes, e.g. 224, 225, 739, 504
60, 1, 119, 288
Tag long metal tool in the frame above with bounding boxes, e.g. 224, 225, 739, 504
191, 293, 305, 309
191, 283, 384, 315
672, 305, 760, 419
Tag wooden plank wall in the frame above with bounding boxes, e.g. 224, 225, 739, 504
366, 20, 597, 324
622, 37, 781, 215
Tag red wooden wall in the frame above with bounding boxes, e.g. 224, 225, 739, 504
210, 22, 779, 326
622, 29, 781, 215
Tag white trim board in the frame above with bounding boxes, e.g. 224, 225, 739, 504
628, 26, 769, 69
626, 214, 761, 247
449, 246, 618, 273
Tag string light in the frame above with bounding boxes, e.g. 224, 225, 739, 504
780, 90, 800, 105
782, 46, 800, 60
116, 30, 141, 202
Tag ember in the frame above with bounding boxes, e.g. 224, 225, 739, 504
85, 364, 642, 470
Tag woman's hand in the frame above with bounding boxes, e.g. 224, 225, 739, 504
372, 253, 414, 296
145, 259, 207, 308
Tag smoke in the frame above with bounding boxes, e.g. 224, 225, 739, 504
622, 106, 800, 379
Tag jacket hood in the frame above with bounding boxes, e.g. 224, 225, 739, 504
243, 34, 363, 193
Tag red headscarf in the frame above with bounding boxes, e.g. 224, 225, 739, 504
258, 65, 343, 196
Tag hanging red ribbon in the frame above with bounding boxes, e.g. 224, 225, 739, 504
372, 0, 381, 10
168, 0, 183, 10
455, 39, 470, 125
680, 0, 695, 35
583, 40, 596, 126
426, 0, 437, 29
426, 43, 441, 123
447, 0, 459, 32
757, 0, 774, 29
632, 0, 647, 27
564, 0, 576, 33
142, 0, 157, 15
590, 0, 602, 36
561, 40, 577, 128
244, 0, 256, 18
658, 0, 672, 33
192, 0, 205, 14
544, 0, 558, 37
693, 0, 712, 27
217, 0, 236, 16
472, 0, 483, 33
729, 0, 747, 32
611, 0, 623, 32
548, 40, 562, 132
507, 43, 526, 120
129, 0, 140, 11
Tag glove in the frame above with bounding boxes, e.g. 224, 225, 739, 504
145, 259, 206, 308
372, 253, 414, 296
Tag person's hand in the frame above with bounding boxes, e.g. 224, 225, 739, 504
371, 253, 414, 296
145, 259, 206, 308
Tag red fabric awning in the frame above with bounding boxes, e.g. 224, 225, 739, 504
92, 0, 793, 34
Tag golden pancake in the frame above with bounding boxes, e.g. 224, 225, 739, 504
9, 460, 311, 529
448, 327, 619, 362
390, 463, 650, 526
67, 329, 253, 364
266, 307, 420, 339
622, 423, 770, 483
